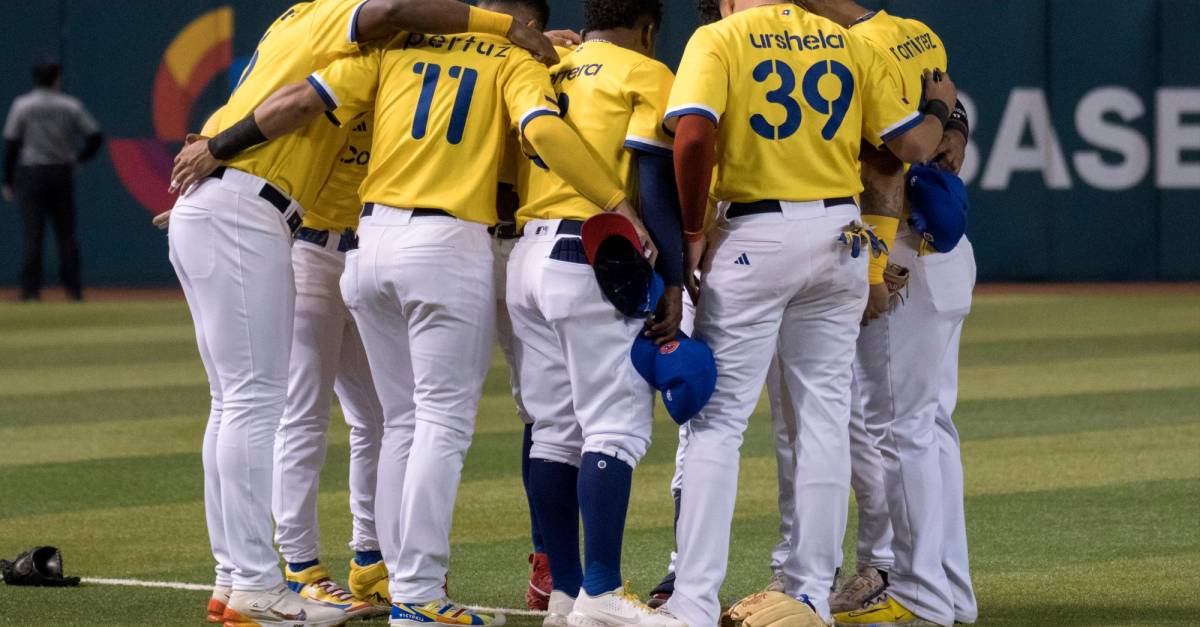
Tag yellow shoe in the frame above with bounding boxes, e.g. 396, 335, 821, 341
285, 562, 375, 619
833, 595, 938, 626
348, 558, 392, 613
390, 598, 505, 625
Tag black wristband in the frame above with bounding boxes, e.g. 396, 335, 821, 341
208, 115, 268, 161
946, 98, 970, 138
922, 99, 951, 127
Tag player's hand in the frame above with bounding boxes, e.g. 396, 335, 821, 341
170, 137, 221, 196
685, 237, 706, 304
152, 210, 172, 232
646, 284, 683, 345
2, 185, 13, 203
612, 200, 658, 266
507, 20, 559, 66
862, 282, 891, 326
933, 128, 967, 174
544, 29, 581, 48
922, 69, 957, 109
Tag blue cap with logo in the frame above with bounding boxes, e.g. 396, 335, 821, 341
630, 332, 718, 425
906, 163, 968, 254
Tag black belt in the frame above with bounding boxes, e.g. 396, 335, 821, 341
361, 203, 452, 219
296, 227, 356, 253
726, 197, 857, 219
488, 222, 519, 240
557, 219, 583, 236
210, 166, 302, 233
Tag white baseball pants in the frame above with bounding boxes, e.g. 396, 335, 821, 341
855, 233, 977, 625
168, 170, 300, 590
667, 201, 867, 626
272, 233, 385, 564
492, 236, 532, 425
341, 205, 495, 604
506, 219, 655, 470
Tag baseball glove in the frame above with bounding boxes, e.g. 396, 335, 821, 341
720, 591, 826, 627
0, 546, 80, 587
884, 262, 911, 307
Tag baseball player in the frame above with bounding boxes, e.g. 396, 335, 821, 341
661, 1, 955, 625
193, 0, 648, 622
506, 1, 686, 625
270, 115, 390, 618
165, 1, 560, 625
791, 3, 979, 625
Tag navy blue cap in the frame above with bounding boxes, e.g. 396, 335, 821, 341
630, 332, 717, 425
583, 213, 662, 318
906, 163, 968, 254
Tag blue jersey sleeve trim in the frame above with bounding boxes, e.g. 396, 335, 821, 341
519, 107, 559, 135
307, 75, 339, 111
624, 139, 673, 158
879, 112, 923, 144
348, 0, 369, 44
664, 106, 719, 126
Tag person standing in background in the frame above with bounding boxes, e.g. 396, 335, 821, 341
3, 58, 103, 302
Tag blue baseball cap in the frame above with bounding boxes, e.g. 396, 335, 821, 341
630, 332, 718, 425
906, 163, 968, 254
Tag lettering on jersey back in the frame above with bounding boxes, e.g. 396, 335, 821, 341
551, 64, 604, 86
747, 30, 846, 52
888, 32, 938, 62
403, 33, 512, 59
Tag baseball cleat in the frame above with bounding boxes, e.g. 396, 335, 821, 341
285, 563, 376, 619
567, 585, 685, 627
544, 590, 575, 627
765, 571, 787, 593
222, 583, 350, 626
645, 572, 675, 609
209, 585, 232, 623
833, 595, 938, 626
527, 552, 552, 611
830, 567, 887, 614
347, 558, 391, 613
389, 598, 506, 625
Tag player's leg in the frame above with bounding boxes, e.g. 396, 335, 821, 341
333, 316, 389, 610
492, 235, 551, 610
774, 208, 869, 622
664, 214, 793, 627
169, 239, 233, 621
383, 215, 496, 615
856, 233, 969, 627
507, 230, 584, 626
14, 170, 47, 300
44, 169, 82, 299
766, 354, 796, 590
340, 230, 418, 613
830, 364, 893, 613
933, 239, 978, 625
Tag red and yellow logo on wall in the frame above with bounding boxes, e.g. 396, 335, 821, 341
109, 7, 233, 215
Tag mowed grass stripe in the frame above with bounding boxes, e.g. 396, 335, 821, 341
0, 384, 211, 427
959, 353, 1200, 400
960, 330, 1200, 367
0, 322, 194, 350
0, 360, 205, 397
0, 338, 201, 371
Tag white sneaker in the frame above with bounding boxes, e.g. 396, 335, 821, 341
223, 583, 349, 626
207, 584, 232, 623
567, 586, 685, 627
545, 590, 575, 627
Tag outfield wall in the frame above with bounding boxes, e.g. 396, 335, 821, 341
0, 0, 1196, 286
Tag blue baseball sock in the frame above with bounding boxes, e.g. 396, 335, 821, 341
578, 452, 633, 596
354, 550, 383, 567
522, 424, 546, 553
529, 458, 582, 597
288, 558, 320, 573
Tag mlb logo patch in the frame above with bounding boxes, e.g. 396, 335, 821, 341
536, 226, 548, 235
660, 341, 680, 355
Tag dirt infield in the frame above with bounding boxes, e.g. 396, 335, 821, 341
2, 283, 1198, 303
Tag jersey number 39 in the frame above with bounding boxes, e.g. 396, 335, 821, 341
750, 59, 854, 141
411, 62, 478, 145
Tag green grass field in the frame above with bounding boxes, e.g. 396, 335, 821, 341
1, 291, 1198, 626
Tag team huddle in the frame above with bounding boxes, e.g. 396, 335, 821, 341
164, 0, 975, 626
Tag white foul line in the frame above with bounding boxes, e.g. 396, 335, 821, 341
81, 577, 548, 618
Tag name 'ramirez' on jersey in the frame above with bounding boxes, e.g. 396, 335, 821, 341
665, 3, 921, 203
517, 40, 674, 228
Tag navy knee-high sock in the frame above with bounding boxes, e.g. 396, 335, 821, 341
529, 458, 582, 596
578, 452, 633, 596
521, 425, 545, 553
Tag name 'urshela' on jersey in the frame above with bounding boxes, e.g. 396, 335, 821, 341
748, 29, 846, 51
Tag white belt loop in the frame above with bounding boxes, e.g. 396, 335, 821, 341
778, 200, 830, 221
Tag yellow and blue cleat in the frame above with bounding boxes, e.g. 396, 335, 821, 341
833, 595, 938, 626
348, 558, 392, 614
390, 599, 506, 625
285, 563, 375, 620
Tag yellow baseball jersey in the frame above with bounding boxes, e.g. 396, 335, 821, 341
665, 4, 921, 203
517, 41, 674, 228
851, 11, 947, 105
310, 32, 559, 225
306, 116, 373, 232
218, 0, 367, 210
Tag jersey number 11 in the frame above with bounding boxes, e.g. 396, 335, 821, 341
411, 62, 479, 145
